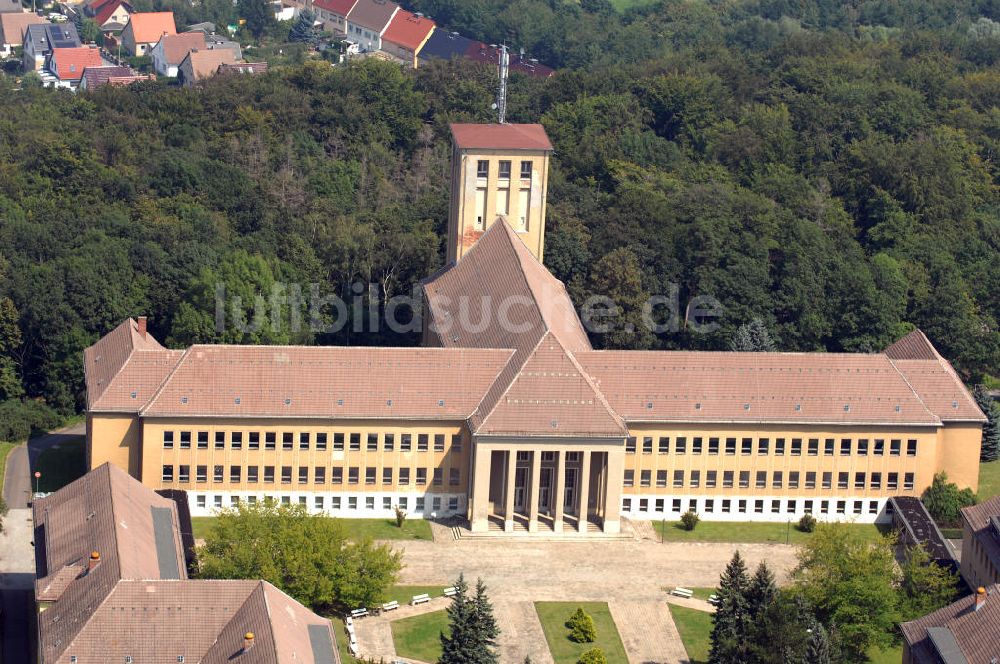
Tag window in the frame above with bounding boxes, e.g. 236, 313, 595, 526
282, 466, 292, 484
742, 438, 752, 455
873, 439, 884, 456
348, 467, 359, 484
758, 438, 769, 455
316, 433, 327, 451
690, 470, 700, 488
348, 496, 357, 510
384, 433, 394, 451
722, 499, 731, 513
822, 472, 832, 489
332, 467, 343, 484
214, 465, 224, 482
705, 470, 718, 488
434, 434, 445, 451
377, 467, 390, 484
904, 472, 915, 490
907, 439, 917, 457
624, 470, 635, 487
163, 431, 174, 449
433, 468, 442, 485
709, 437, 719, 455
400, 434, 411, 451
791, 438, 802, 456
789, 471, 799, 489
264, 466, 274, 482
520, 160, 532, 179
837, 500, 846, 515
658, 437, 669, 454
249, 432, 259, 450
673, 470, 684, 488
314, 467, 325, 484
418, 434, 429, 451
450, 468, 460, 486
755, 500, 764, 514
162, 465, 174, 482
676, 437, 687, 454
656, 470, 667, 488
452, 434, 463, 452
333, 433, 344, 451
771, 500, 781, 514
705, 499, 714, 513
840, 439, 851, 455
756, 471, 767, 489
197, 431, 208, 449
266, 432, 276, 450
857, 439, 868, 456
854, 472, 865, 489
196, 465, 207, 483
808, 438, 818, 456
399, 468, 410, 485
739, 470, 750, 488
804, 500, 813, 514
824, 438, 835, 456
805, 471, 816, 489
229, 466, 240, 483
838, 472, 849, 489
775, 438, 785, 455
180, 431, 191, 449
625, 437, 636, 453
315, 496, 324, 510
299, 433, 310, 450
870, 472, 881, 490
247, 466, 258, 483
692, 437, 703, 454
672, 499, 682, 513
498, 160, 511, 179
367, 433, 378, 451
415, 497, 424, 512
738, 499, 747, 514
725, 438, 736, 455
299, 467, 309, 484
888, 472, 898, 490
477, 160, 488, 178
282, 432, 293, 450
642, 437, 653, 454
411, 467, 423, 484
349, 433, 361, 451
723, 470, 734, 488
890, 439, 901, 455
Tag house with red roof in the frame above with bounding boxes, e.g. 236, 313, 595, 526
84, 0, 133, 33
120, 11, 175, 56
381, 9, 434, 67
47, 46, 104, 89
79, 65, 152, 90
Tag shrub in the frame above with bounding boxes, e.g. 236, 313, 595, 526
680, 510, 699, 531
0, 399, 61, 443
798, 513, 817, 533
922, 472, 977, 527
566, 607, 597, 643
578, 647, 607, 664
394, 505, 406, 528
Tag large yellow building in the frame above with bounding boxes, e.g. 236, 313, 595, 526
84, 123, 986, 535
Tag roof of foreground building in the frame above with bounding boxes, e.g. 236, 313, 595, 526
901, 585, 1000, 663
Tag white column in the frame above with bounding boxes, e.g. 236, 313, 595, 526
577, 450, 591, 533
553, 450, 565, 533
528, 451, 541, 532
504, 450, 517, 532
604, 449, 623, 534
470, 445, 493, 533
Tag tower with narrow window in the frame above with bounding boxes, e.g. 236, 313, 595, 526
447, 123, 553, 264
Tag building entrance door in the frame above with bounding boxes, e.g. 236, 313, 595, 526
563, 468, 577, 513
514, 467, 528, 512
539, 468, 552, 514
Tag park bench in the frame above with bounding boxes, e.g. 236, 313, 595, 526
443, 586, 458, 597
349, 642, 360, 657
708, 594, 720, 605
411, 593, 431, 606
670, 587, 694, 599
350, 607, 369, 619
345, 616, 353, 628
382, 600, 400, 612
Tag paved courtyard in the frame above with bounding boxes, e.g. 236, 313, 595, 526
356, 530, 800, 663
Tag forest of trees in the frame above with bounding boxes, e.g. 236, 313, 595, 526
1, 0, 999, 428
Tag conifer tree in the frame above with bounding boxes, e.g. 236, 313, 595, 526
289, 9, 322, 46
804, 621, 831, 664
973, 384, 1000, 462
709, 551, 752, 664
730, 318, 777, 352
746, 562, 778, 620
471, 577, 500, 664
440, 575, 499, 664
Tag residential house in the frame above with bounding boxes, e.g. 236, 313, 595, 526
345, 0, 397, 51
416, 28, 473, 66
150, 30, 203, 76
0, 10, 45, 57
0, 0, 21, 13
22, 22, 79, 71
176, 46, 236, 86
960, 496, 1000, 590
204, 31, 242, 59
79, 64, 150, 89
83, 0, 132, 33
311, 0, 356, 35
47, 45, 103, 88
217, 61, 268, 75
33, 463, 339, 664
120, 10, 175, 56
380, 9, 433, 67
901, 586, 1000, 663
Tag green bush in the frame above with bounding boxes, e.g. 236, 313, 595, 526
0, 399, 61, 442
577, 647, 607, 664
922, 472, 977, 527
566, 606, 597, 643
798, 513, 817, 533
680, 510, 700, 531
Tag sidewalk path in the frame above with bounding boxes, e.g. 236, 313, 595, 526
610, 600, 691, 664
3, 422, 86, 508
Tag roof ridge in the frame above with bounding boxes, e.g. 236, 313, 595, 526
139, 346, 191, 416
886, 357, 947, 426
555, 335, 627, 433
473, 330, 549, 433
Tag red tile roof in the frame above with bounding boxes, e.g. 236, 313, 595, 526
49, 46, 104, 80
901, 585, 1000, 662
155, 30, 204, 65
382, 10, 434, 51
91, 0, 131, 27
126, 11, 175, 44
313, 0, 357, 16
450, 123, 553, 151
885, 330, 985, 422
81, 65, 148, 88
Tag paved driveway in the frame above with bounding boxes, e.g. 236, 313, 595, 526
3, 423, 86, 509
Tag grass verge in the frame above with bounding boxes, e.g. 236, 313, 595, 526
535, 601, 628, 664
191, 515, 433, 541
391, 609, 449, 662
667, 604, 711, 664
651, 519, 887, 544
979, 459, 1000, 500
0, 441, 18, 497
32, 436, 85, 493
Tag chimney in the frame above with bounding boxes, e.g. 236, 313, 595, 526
137, 316, 147, 338
976, 587, 987, 611
243, 632, 254, 652
87, 551, 101, 573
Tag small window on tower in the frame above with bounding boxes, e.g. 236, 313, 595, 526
476, 160, 488, 178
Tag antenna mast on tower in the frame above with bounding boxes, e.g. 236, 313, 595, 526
496, 44, 509, 124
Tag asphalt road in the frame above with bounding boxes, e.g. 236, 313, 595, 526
3, 423, 86, 509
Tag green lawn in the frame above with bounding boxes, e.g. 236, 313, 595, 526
535, 601, 628, 664
330, 617, 355, 663
652, 519, 887, 545
0, 441, 18, 497
191, 515, 433, 541
385, 585, 451, 606
391, 609, 449, 662
667, 604, 712, 663
979, 459, 1000, 500
32, 436, 86, 493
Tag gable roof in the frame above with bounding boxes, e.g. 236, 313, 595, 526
81, 64, 146, 88
90, 0, 131, 26
450, 123, 554, 151
125, 11, 175, 44
49, 46, 104, 80
314, 0, 357, 16
961, 497, 1000, 578
25, 22, 80, 50
217, 61, 268, 75
901, 585, 1000, 663
464, 42, 554, 78
154, 30, 204, 65
180, 46, 237, 80
0, 11, 45, 46
382, 9, 434, 51
418, 27, 473, 62
346, 0, 398, 33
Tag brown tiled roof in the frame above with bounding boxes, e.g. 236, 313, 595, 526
125, 10, 175, 44
155, 30, 204, 65
450, 123, 553, 151
576, 350, 943, 426
346, 0, 398, 33
314, 0, 357, 16
81, 65, 148, 88
140, 345, 514, 419
886, 328, 940, 361
217, 61, 268, 75
901, 584, 1000, 662
180, 46, 237, 80
0, 11, 45, 47
962, 497, 1000, 576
